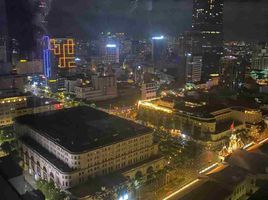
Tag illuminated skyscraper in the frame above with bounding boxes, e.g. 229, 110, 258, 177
185, 54, 202, 83
104, 44, 119, 64
152, 36, 167, 65
192, 0, 224, 79
42, 36, 52, 78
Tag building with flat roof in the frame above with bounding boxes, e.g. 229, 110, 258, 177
0, 95, 62, 126
15, 106, 165, 190
138, 96, 262, 143
177, 142, 268, 200
177, 166, 257, 200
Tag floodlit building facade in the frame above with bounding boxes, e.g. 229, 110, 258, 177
138, 97, 262, 142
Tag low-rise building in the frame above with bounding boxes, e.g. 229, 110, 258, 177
178, 166, 258, 200
74, 74, 117, 101
138, 97, 262, 142
141, 82, 157, 100
15, 106, 165, 190
0, 94, 62, 126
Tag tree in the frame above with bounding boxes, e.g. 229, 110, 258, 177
36, 180, 66, 200
1, 141, 12, 154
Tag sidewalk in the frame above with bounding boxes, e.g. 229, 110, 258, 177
23, 170, 37, 190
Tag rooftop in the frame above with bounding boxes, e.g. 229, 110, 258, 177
209, 165, 249, 189
155, 97, 228, 119
25, 96, 60, 108
16, 106, 151, 153
178, 180, 230, 200
226, 149, 268, 174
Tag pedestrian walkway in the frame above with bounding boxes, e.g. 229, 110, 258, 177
23, 170, 37, 190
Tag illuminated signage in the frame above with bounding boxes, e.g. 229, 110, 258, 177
43, 36, 51, 78
152, 36, 164, 40
48, 79, 57, 83
106, 44, 117, 48
54, 103, 62, 110
50, 38, 76, 68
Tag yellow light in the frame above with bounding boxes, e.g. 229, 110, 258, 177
199, 163, 218, 174
210, 73, 219, 77
20, 59, 27, 63
48, 79, 57, 83
162, 179, 200, 200
138, 100, 173, 113
50, 38, 75, 68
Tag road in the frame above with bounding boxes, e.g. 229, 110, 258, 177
162, 136, 268, 200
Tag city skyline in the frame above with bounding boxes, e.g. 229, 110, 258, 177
46, 0, 268, 41
1, 0, 268, 200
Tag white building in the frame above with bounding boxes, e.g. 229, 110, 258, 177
141, 82, 157, 100
74, 74, 118, 101
103, 44, 120, 64
185, 54, 202, 83
0, 94, 63, 126
15, 107, 166, 191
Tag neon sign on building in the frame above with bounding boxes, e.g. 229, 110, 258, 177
43, 36, 51, 78
50, 38, 76, 68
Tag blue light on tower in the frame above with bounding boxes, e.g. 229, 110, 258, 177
43, 36, 51, 79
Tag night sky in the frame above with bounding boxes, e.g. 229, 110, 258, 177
46, 0, 268, 40
5, 0, 268, 53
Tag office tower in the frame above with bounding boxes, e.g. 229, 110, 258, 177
251, 43, 268, 70
178, 31, 203, 83
192, 0, 224, 80
104, 44, 120, 64
185, 54, 202, 83
152, 36, 167, 65
42, 36, 52, 78
38, 0, 50, 28
49, 38, 76, 69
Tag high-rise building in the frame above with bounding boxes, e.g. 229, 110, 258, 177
42, 36, 52, 78
152, 36, 167, 65
178, 31, 203, 83
192, 0, 224, 80
185, 54, 202, 83
104, 44, 120, 64
251, 43, 268, 70
38, 0, 50, 28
